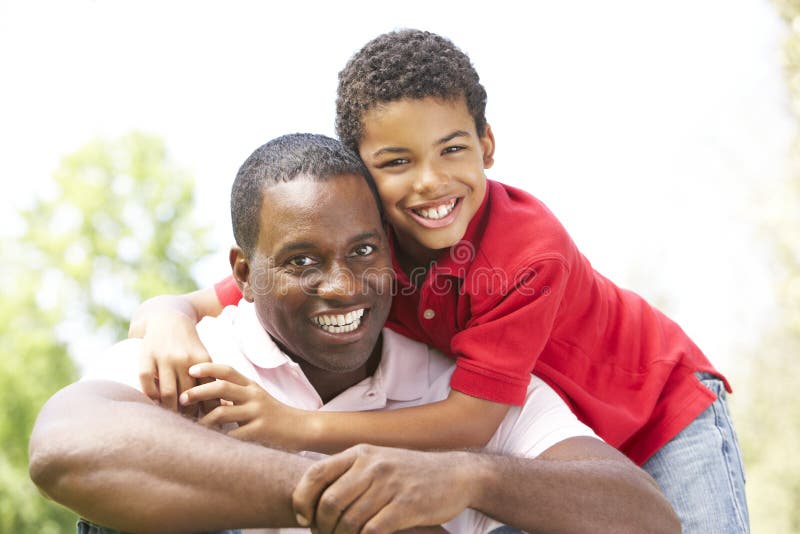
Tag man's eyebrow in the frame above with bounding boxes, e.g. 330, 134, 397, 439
274, 241, 317, 256
349, 230, 383, 243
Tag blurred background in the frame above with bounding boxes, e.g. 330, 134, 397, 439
1, 0, 798, 531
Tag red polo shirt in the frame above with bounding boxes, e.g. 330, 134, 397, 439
215, 179, 728, 464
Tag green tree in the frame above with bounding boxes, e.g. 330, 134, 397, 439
734, 1, 800, 532
2, 132, 212, 531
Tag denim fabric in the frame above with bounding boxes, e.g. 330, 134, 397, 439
77, 518, 241, 534
642, 373, 749, 533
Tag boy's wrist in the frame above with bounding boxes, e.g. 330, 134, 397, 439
292, 409, 324, 452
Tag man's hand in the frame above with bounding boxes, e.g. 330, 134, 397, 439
136, 309, 214, 414
180, 362, 309, 449
292, 444, 477, 534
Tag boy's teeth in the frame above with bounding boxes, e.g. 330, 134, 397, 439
314, 308, 365, 333
413, 199, 456, 220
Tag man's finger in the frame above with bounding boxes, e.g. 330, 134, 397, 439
327, 481, 388, 534
188, 362, 250, 386
314, 466, 376, 534
362, 501, 420, 534
292, 449, 360, 527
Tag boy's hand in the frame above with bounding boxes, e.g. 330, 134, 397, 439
137, 310, 213, 414
179, 363, 307, 449
292, 444, 474, 534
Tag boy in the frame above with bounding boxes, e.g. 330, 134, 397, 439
131, 30, 748, 532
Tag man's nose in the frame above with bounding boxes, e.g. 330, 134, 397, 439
315, 263, 357, 299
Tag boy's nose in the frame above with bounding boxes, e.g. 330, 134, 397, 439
413, 167, 448, 195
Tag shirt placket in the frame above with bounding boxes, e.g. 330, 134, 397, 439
418, 268, 459, 356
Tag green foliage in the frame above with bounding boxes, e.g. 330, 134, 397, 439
2, 132, 213, 531
732, 2, 800, 532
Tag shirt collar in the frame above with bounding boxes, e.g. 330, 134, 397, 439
232, 301, 431, 408
233, 300, 300, 370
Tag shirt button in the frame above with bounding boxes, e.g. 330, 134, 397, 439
423, 308, 436, 320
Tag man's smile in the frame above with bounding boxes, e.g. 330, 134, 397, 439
312, 308, 366, 334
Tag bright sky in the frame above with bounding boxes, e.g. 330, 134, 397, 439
0, 0, 793, 374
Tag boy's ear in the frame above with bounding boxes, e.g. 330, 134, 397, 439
480, 124, 496, 169
229, 246, 255, 302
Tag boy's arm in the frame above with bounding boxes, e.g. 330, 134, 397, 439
305, 391, 509, 453
128, 286, 224, 338
182, 369, 509, 453
28, 379, 309, 532
127, 286, 225, 410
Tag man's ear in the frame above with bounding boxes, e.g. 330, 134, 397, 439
480, 124, 496, 169
230, 246, 254, 302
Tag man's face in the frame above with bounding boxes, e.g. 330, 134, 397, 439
357, 96, 494, 266
244, 174, 392, 374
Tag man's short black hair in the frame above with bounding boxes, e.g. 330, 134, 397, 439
335, 29, 488, 153
231, 133, 383, 257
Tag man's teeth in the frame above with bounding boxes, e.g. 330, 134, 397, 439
313, 309, 365, 333
413, 199, 456, 220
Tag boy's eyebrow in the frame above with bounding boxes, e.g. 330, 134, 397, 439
435, 130, 471, 145
370, 130, 472, 158
371, 146, 408, 158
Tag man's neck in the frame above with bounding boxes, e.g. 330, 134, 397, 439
296, 335, 383, 404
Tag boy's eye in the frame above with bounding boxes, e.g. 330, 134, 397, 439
350, 244, 375, 257
380, 158, 410, 168
288, 255, 316, 267
442, 145, 465, 155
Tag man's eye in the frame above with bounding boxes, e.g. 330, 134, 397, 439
442, 145, 465, 155
352, 244, 375, 256
288, 256, 316, 267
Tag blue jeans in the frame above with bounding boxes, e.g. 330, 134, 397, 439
642, 373, 749, 533
77, 519, 241, 534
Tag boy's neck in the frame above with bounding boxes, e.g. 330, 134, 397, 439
394, 236, 441, 287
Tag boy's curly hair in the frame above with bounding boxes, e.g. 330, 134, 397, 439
335, 29, 488, 153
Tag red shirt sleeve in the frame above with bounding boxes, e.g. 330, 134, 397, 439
449, 257, 570, 405
214, 275, 243, 306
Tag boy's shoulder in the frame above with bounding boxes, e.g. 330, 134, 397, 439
469, 180, 577, 272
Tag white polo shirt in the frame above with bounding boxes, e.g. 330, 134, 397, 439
86, 300, 597, 534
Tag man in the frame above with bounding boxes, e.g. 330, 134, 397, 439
29, 134, 678, 534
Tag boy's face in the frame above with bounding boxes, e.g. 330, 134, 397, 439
237, 175, 392, 376
358, 97, 494, 263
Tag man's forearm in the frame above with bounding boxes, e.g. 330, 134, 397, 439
29, 380, 311, 533
469, 437, 680, 534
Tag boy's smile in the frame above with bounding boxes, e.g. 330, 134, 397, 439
358, 96, 495, 268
